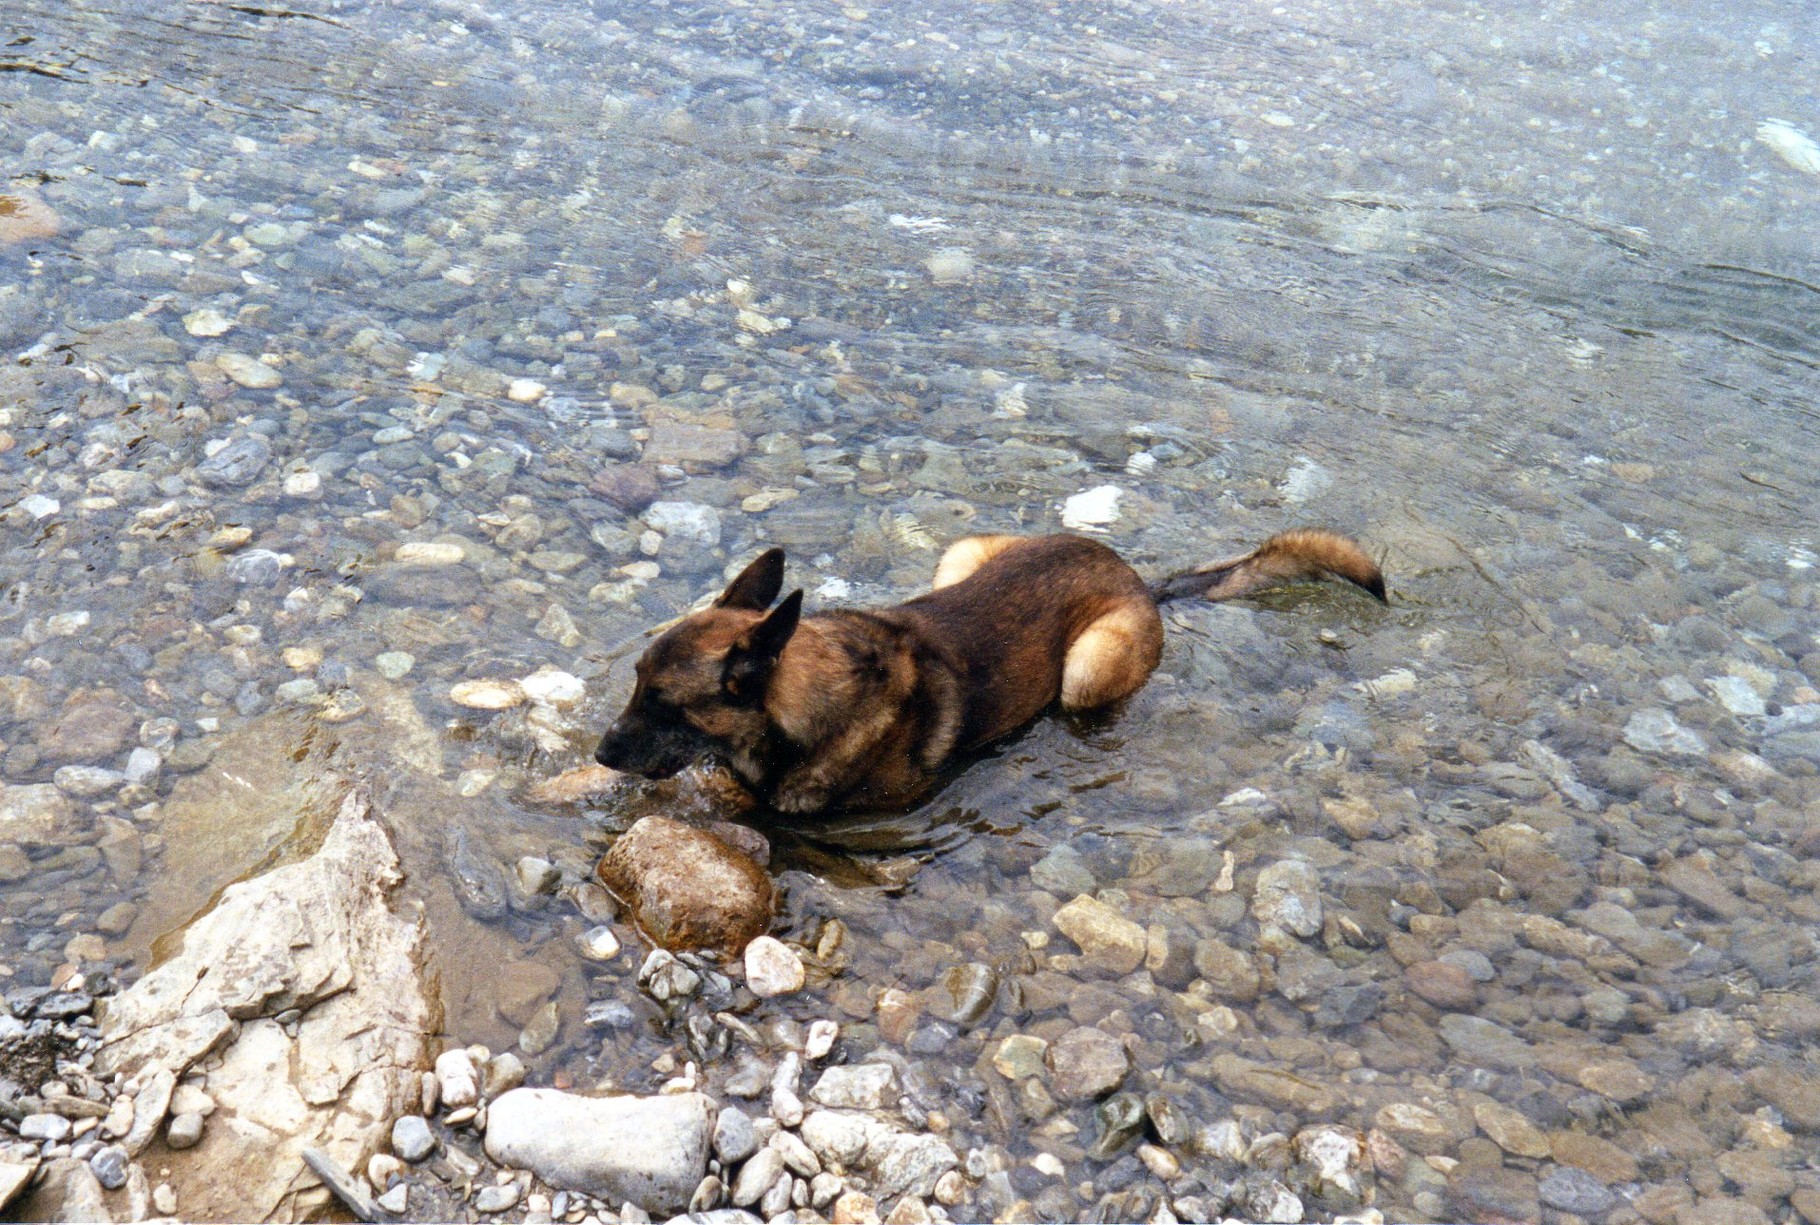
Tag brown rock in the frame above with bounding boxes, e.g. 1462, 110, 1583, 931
1676, 1198, 1774, 1225
1788, 1188, 1820, 1225
1045, 1026, 1129, 1102
1205, 1053, 1338, 1115
597, 816, 774, 956
1636, 1184, 1696, 1225
1662, 856, 1747, 920
1446, 1163, 1539, 1224
589, 463, 662, 512
0, 190, 61, 245
525, 764, 625, 804
1575, 1057, 1655, 1104
1405, 960, 1478, 1010
1549, 1130, 1641, 1183
1192, 938, 1260, 1002
494, 960, 564, 1026
877, 988, 921, 1046
1472, 1099, 1550, 1159
38, 689, 135, 763
1051, 895, 1146, 974
1746, 1066, 1820, 1131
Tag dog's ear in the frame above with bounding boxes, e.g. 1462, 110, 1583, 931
724, 589, 803, 698
715, 547, 787, 611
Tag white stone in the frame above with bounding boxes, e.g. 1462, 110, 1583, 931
437, 1049, 480, 1109
450, 680, 525, 710
182, 308, 234, 337
1706, 675, 1766, 717
1060, 485, 1122, 531
804, 1020, 838, 1061
520, 667, 586, 706
744, 936, 805, 999
396, 540, 466, 566
282, 470, 322, 497
808, 1064, 898, 1111
576, 926, 621, 961
644, 501, 722, 547
18, 494, 59, 519
508, 378, 548, 403
482, 1088, 712, 1216
215, 352, 283, 389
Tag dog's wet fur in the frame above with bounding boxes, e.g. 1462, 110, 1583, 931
595, 529, 1385, 815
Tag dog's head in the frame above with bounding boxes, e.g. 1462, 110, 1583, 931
595, 548, 804, 778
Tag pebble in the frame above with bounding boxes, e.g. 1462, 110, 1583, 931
21, 1114, 73, 1142
376, 1184, 409, 1214
1622, 707, 1708, 755
451, 680, 526, 710
437, 1048, 481, 1109
476, 1182, 523, 1212
375, 651, 415, 679
1060, 485, 1122, 530
392, 1115, 436, 1162
804, 1020, 838, 1060
743, 936, 805, 998
215, 352, 284, 389
87, 1144, 128, 1191
508, 379, 548, 403
182, 307, 234, 336
809, 1064, 900, 1111
165, 1112, 204, 1149
1253, 859, 1323, 936
576, 925, 622, 961
1045, 1026, 1129, 1101
520, 667, 586, 706
1051, 896, 1147, 974
396, 541, 466, 566
714, 1108, 760, 1166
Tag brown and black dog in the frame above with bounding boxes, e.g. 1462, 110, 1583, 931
594, 529, 1385, 815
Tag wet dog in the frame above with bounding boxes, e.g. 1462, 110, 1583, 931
595, 530, 1386, 815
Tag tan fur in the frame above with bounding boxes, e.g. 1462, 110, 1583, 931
932, 535, 1021, 589
1061, 599, 1164, 709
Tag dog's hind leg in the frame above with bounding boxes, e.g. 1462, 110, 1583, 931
932, 535, 1022, 590
1061, 598, 1164, 710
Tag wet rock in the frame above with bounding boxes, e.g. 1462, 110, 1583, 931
1051, 895, 1147, 973
929, 962, 998, 1026
1622, 708, 1706, 756
1253, 860, 1322, 936
197, 435, 274, 486
809, 1063, 899, 1111
450, 679, 525, 710
1030, 844, 1096, 896
1191, 938, 1261, 1002
1206, 1053, 1338, 1114
0, 188, 61, 244
598, 817, 775, 956
1447, 1163, 1539, 1223
730, 1146, 784, 1206
1405, 959, 1479, 1010
1539, 1164, 1616, 1216
744, 936, 805, 998
38, 690, 136, 764
96, 788, 432, 1223
527, 764, 625, 804
1549, 1131, 1640, 1183
1088, 1092, 1145, 1160
1472, 1098, 1550, 1158
0, 783, 77, 848
870, 1133, 959, 1198
483, 1088, 713, 1215
1294, 1125, 1365, 1197
1046, 1026, 1129, 1101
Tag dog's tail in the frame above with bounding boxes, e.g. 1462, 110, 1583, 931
1149, 528, 1387, 605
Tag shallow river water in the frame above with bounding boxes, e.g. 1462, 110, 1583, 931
3, 0, 1818, 1221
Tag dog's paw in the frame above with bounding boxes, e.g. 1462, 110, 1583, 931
770, 776, 832, 814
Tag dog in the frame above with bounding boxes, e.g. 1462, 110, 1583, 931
594, 529, 1385, 815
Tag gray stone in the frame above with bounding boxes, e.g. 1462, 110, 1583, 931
1253, 860, 1322, 936
730, 1147, 784, 1207
483, 1088, 714, 1215
392, 1115, 435, 1163
1622, 708, 1707, 756
20, 1113, 74, 1142
1538, 1165, 1616, 1216
165, 1112, 204, 1149
475, 1182, 522, 1213
197, 435, 273, 488
1029, 844, 1096, 896
87, 1145, 128, 1191
714, 1108, 759, 1166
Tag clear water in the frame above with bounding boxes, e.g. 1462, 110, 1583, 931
3, 0, 1818, 1220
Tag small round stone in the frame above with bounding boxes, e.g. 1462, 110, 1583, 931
392, 1114, 435, 1163
450, 680, 525, 710
744, 936, 806, 998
